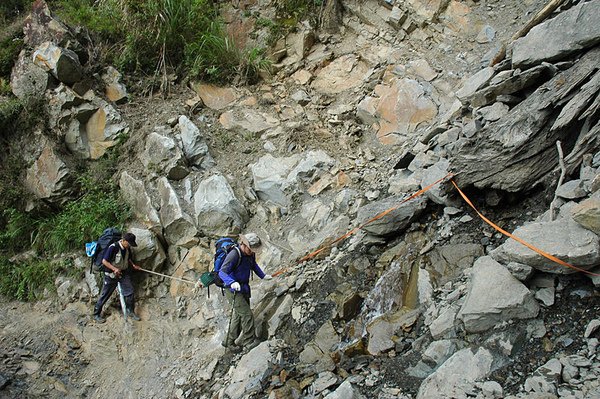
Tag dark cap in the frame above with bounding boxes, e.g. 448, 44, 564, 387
123, 232, 137, 247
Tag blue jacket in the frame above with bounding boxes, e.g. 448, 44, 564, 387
218, 248, 265, 297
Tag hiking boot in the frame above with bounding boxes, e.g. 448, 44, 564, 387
244, 339, 261, 352
127, 311, 141, 321
94, 315, 106, 324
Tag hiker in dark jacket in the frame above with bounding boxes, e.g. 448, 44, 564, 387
93, 232, 142, 323
219, 234, 272, 353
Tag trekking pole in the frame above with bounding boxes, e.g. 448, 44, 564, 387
116, 282, 128, 322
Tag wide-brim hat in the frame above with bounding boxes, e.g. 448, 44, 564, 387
239, 234, 262, 255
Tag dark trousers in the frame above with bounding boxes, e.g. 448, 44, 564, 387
94, 273, 135, 316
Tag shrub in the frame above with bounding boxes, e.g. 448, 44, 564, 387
49, 0, 270, 84
0, 256, 72, 301
0, 0, 30, 23
0, 35, 23, 79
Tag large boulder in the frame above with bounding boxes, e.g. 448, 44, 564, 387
417, 347, 495, 399
251, 151, 335, 206
491, 218, 600, 274
10, 50, 50, 100
158, 177, 197, 247
128, 228, 166, 272
458, 256, 539, 333
224, 341, 281, 398
357, 195, 427, 236
141, 130, 189, 180
177, 115, 213, 168
32, 42, 83, 85
119, 172, 161, 234
512, 0, 600, 68
24, 145, 73, 205
23, 0, 71, 47
193, 174, 248, 236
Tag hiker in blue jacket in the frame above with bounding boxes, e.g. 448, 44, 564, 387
219, 234, 272, 353
93, 232, 142, 323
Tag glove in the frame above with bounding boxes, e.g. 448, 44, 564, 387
263, 274, 273, 280
230, 282, 241, 292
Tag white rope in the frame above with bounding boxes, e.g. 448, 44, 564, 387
139, 267, 196, 285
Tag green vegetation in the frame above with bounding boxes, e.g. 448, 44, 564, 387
0, 173, 129, 301
0, 0, 30, 23
46, 0, 270, 83
0, 257, 75, 301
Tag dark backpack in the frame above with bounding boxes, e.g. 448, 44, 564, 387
198, 237, 242, 297
86, 227, 122, 273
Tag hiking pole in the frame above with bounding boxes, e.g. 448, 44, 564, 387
116, 282, 128, 322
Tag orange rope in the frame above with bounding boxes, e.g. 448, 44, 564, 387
271, 173, 455, 277
451, 180, 600, 276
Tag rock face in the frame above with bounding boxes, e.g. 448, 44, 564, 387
193, 174, 247, 236
491, 219, 600, 274
357, 195, 428, 236
24, 146, 73, 205
158, 178, 197, 247
32, 42, 83, 85
311, 55, 370, 94
458, 256, 539, 333
128, 228, 166, 272
512, 0, 600, 68
452, 48, 600, 192
251, 151, 335, 206
417, 347, 494, 399
119, 172, 161, 233
141, 130, 189, 180
224, 341, 279, 398
358, 78, 438, 145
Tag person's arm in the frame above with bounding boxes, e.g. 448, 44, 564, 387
128, 249, 141, 270
251, 258, 267, 279
218, 250, 240, 287
102, 245, 122, 277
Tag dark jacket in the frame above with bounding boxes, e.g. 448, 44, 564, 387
218, 249, 265, 297
103, 242, 134, 274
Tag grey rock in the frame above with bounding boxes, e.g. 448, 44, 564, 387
556, 179, 587, 200
291, 90, 311, 105
491, 218, 600, 274
584, 319, 600, 338
323, 380, 365, 399
427, 244, 484, 286
512, 0, 600, 68
25, 145, 73, 205
225, 341, 278, 398
119, 172, 161, 234
476, 25, 496, 44
476, 102, 509, 122
32, 42, 83, 85
158, 178, 197, 247
10, 50, 50, 100
456, 67, 495, 101
571, 196, 600, 235
417, 348, 494, 399
142, 130, 189, 180
311, 372, 338, 394
193, 174, 248, 236
422, 339, 461, 367
178, 116, 212, 168
357, 194, 427, 236
128, 228, 166, 272
429, 305, 459, 340
458, 256, 539, 333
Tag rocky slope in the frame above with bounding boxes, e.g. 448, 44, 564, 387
1, 0, 600, 398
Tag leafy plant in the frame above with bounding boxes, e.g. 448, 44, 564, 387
0, 35, 23, 79
0, 256, 66, 301
0, 97, 22, 132
32, 175, 130, 254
